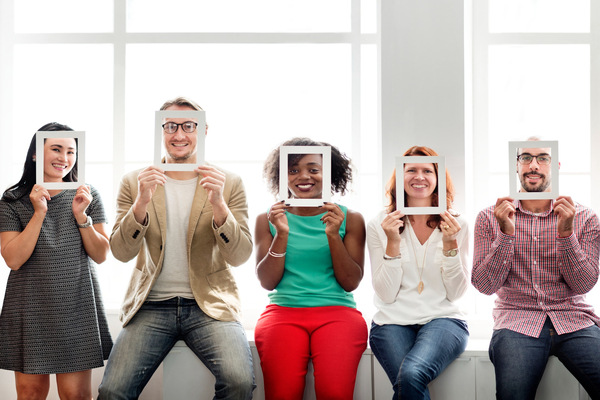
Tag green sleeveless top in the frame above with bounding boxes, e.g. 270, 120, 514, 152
268, 204, 357, 308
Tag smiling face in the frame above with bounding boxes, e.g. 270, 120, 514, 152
162, 105, 198, 163
517, 146, 552, 193
403, 162, 437, 205
43, 137, 77, 182
287, 153, 323, 199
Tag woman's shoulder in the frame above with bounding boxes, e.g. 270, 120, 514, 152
1, 187, 29, 203
86, 183, 103, 197
341, 206, 364, 221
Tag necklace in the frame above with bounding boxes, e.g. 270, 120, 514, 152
408, 221, 430, 294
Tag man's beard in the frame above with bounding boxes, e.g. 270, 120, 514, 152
519, 172, 551, 192
167, 148, 195, 163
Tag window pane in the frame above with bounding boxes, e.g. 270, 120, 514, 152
489, 0, 589, 33
127, 0, 350, 33
488, 45, 590, 176
12, 44, 114, 164
560, 174, 591, 207
15, 0, 113, 33
125, 43, 351, 165
361, 44, 378, 175
86, 163, 115, 224
361, 0, 377, 34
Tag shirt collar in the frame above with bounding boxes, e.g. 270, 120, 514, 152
515, 199, 555, 217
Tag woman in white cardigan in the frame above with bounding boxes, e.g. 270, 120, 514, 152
367, 145, 469, 400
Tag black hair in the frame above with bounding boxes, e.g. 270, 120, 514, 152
2, 122, 76, 201
263, 137, 353, 197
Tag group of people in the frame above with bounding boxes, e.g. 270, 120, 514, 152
0, 96, 598, 400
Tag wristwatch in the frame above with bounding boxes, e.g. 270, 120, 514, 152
77, 215, 93, 228
443, 248, 459, 257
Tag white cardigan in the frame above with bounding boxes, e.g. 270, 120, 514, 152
367, 210, 470, 326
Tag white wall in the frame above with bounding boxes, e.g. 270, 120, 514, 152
380, 0, 466, 213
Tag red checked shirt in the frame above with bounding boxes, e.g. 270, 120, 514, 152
472, 200, 600, 338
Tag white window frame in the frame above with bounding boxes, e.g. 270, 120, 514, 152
472, 0, 600, 213
0, 1, 380, 322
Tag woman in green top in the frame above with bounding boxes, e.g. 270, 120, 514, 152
254, 137, 367, 399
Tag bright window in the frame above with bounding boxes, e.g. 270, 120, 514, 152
0, 1, 378, 327
472, 0, 600, 324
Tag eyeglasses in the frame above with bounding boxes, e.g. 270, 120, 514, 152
517, 153, 551, 165
162, 121, 198, 134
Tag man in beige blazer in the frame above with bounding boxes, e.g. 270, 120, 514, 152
98, 97, 254, 399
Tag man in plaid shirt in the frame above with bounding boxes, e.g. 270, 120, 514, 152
473, 141, 600, 399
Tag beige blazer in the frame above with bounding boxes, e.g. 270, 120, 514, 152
109, 167, 253, 326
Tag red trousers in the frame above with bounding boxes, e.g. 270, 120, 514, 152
255, 305, 368, 400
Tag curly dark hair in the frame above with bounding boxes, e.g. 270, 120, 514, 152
263, 137, 353, 197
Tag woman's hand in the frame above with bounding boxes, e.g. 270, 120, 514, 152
72, 185, 92, 224
267, 201, 289, 235
321, 202, 345, 236
29, 184, 50, 216
381, 209, 404, 259
440, 210, 461, 243
381, 209, 404, 242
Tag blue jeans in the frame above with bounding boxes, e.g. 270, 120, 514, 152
489, 318, 600, 400
98, 297, 255, 400
369, 318, 469, 400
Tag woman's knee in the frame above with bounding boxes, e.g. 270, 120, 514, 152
15, 374, 50, 400
399, 357, 436, 386
56, 387, 92, 400
16, 384, 50, 400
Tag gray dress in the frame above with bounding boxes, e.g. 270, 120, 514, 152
0, 186, 113, 374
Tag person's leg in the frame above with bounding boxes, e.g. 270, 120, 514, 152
254, 305, 310, 400
369, 322, 417, 399
97, 300, 180, 400
309, 306, 367, 400
553, 324, 600, 399
396, 318, 469, 400
489, 324, 552, 400
15, 372, 50, 400
181, 299, 254, 400
55, 370, 92, 400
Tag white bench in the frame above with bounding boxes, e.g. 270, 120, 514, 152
163, 338, 591, 400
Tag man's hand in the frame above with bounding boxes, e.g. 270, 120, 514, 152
555, 196, 576, 238
197, 165, 228, 227
133, 166, 166, 224
494, 197, 516, 235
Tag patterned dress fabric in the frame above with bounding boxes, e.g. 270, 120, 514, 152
0, 186, 113, 374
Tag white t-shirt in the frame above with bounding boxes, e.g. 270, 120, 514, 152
147, 176, 198, 301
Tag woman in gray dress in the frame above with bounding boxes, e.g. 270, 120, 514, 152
0, 123, 112, 399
